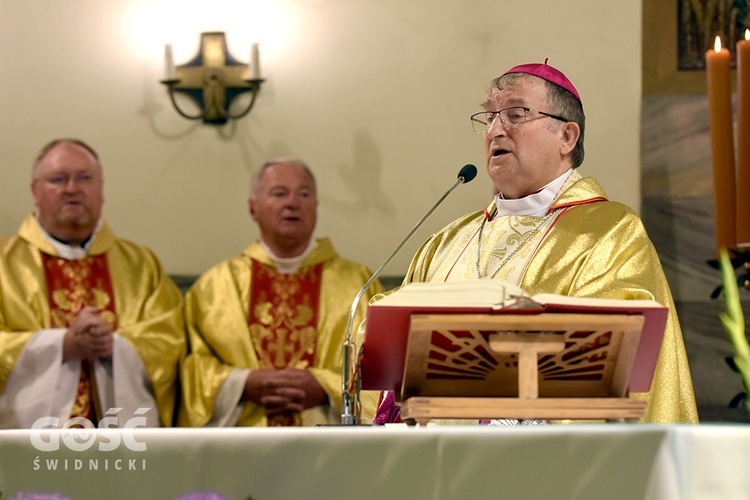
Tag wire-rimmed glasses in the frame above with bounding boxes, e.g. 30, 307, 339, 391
470, 107, 568, 133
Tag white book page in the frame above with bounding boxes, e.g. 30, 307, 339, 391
530, 293, 664, 309
373, 281, 665, 310
374, 280, 527, 307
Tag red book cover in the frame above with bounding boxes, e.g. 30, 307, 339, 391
359, 285, 667, 394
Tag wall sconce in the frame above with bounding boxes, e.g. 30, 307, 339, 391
160, 32, 265, 125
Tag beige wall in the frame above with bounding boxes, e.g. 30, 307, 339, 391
0, 0, 641, 276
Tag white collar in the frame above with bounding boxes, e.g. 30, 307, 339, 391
261, 239, 317, 274
37, 217, 102, 260
494, 169, 573, 217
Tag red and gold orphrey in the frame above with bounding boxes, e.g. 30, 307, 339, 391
41, 253, 117, 422
248, 259, 322, 426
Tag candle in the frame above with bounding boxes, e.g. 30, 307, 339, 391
164, 43, 176, 80
737, 30, 750, 246
250, 43, 261, 80
706, 35, 737, 253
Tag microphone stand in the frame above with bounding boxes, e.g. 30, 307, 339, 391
341, 164, 477, 425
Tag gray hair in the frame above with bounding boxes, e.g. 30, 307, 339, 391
250, 157, 317, 198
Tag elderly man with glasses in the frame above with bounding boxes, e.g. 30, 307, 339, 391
374, 61, 698, 425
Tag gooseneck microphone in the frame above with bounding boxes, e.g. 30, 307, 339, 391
341, 163, 478, 425
456, 163, 478, 184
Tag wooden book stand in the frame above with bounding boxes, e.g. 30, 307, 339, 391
398, 313, 647, 425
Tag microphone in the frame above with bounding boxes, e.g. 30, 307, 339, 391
457, 163, 477, 183
341, 163, 478, 425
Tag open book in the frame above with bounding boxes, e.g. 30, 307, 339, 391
359, 280, 668, 394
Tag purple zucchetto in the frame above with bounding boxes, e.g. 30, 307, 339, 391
502, 58, 581, 102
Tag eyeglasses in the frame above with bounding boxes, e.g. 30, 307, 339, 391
34, 173, 98, 187
470, 107, 568, 133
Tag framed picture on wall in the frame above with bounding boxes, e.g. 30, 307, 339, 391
678, 0, 749, 70
644, 0, 750, 94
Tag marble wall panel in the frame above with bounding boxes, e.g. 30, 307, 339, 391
642, 94, 749, 422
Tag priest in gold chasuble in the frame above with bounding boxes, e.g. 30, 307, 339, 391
0, 139, 185, 428
179, 159, 382, 427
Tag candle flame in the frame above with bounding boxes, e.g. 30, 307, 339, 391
746, 29, 750, 41
715, 35, 723, 52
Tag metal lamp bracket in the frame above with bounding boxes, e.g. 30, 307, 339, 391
160, 32, 265, 125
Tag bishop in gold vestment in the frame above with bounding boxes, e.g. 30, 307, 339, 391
373, 61, 698, 424
401, 173, 698, 423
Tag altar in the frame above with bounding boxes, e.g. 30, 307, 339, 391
0, 424, 747, 499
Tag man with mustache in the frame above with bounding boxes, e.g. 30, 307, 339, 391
0, 138, 185, 428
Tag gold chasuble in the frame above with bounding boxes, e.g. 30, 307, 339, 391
403, 175, 699, 423
179, 238, 383, 427
41, 253, 118, 421
248, 259, 321, 426
0, 214, 185, 428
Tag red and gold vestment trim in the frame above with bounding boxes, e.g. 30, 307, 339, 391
247, 259, 322, 426
41, 252, 118, 422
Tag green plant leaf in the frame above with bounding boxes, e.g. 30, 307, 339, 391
718, 248, 750, 415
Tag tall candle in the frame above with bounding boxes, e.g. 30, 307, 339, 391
737, 30, 750, 246
164, 44, 176, 80
706, 35, 737, 253
250, 43, 261, 80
